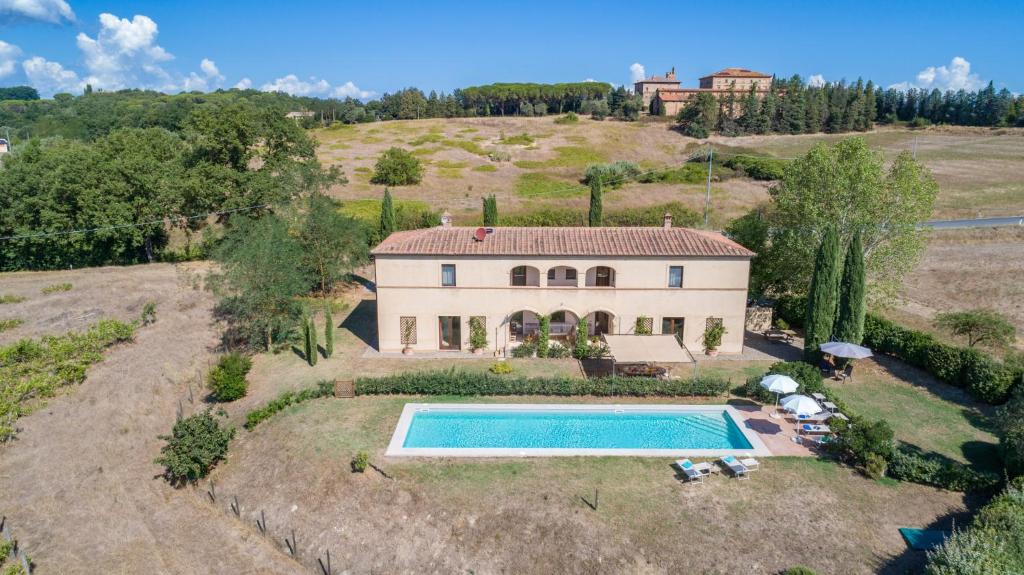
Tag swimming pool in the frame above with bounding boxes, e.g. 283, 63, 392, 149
386, 404, 770, 457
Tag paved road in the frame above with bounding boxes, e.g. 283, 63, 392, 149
922, 215, 1024, 229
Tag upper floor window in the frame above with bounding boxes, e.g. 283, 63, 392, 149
512, 266, 528, 286
441, 264, 457, 287
565, 268, 577, 281
547, 268, 556, 281
595, 266, 613, 287
668, 266, 684, 288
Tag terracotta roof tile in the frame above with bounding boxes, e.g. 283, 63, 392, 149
371, 227, 755, 258
700, 67, 772, 79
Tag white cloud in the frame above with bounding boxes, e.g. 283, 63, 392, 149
22, 55, 82, 93
629, 62, 645, 83
234, 77, 252, 90
331, 80, 374, 99
808, 74, 825, 88
0, 39, 20, 76
0, 0, 74, 24
889, 56, 984, 92
199, 58, 222, 80
75, 13, 174, 91
261, 74, 329, 96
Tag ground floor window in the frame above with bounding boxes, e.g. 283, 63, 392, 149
662, 317, 685, 339
439, 316, 461, 350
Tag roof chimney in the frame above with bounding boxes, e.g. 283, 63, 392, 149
663, 212, 673, 229
440, 210, 452, 228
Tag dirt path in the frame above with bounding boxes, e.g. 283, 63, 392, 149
0, 264, 298, 574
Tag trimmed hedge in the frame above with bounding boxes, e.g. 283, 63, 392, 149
354, 369, 730, 397
244, 380, 334, 430
741, 361, 824, 402
888, 448, 1000, 492
864, 314, 1020, 404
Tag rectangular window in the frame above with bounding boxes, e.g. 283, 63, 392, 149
565, 268, 577, 280
668, 266, 684, 288
400, 316, 417, 345
547, 268, 556, 280
441, 264, 456, 286
662, 317, 685, 340
550, 311, 566, 323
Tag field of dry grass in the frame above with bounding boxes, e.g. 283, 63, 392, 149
315, 118, 1024, 226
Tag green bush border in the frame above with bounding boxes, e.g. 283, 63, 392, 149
243, 380, 334, 430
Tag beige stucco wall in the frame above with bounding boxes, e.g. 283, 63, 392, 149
374, 255, 750, 355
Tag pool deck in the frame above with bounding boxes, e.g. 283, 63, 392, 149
731, 403, 817, 456
385, 403, 773, 458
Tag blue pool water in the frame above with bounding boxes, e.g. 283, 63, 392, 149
401, 408, 753, 450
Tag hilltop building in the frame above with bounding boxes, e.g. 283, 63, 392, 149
635, 66, 773, 117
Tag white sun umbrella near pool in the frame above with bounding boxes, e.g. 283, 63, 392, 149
780, 394, 821, 418
820, 341, 873, 359
760, 374, 799, 417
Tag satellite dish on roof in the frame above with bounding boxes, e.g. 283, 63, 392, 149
473, 227, 487, 242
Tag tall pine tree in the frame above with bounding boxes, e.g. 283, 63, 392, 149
380, 188, 396, 240
588, 177, 603, 226
834, 231, 866, 344
803, 227, 843, 362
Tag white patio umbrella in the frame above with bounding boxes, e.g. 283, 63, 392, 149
780, 394, 821, 417
820, 341, 873, 359
760, 374, 799, 417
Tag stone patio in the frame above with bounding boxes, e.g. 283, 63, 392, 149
732, 402, 818, 456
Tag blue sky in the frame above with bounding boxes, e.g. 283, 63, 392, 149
1, 0, 1022, 98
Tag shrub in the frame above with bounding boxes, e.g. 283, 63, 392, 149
554, 112, 579, 124
723, 155, 789, 181
998, 385, 1024, 477
511, 341, 536, 358
766, 361, 825, 395
469, 316, 488, 351
41, 282, 72, 294
243, 380, 334, 430
702, 323, 726, 350
925, 478, 1024, 573
829, 415, 895, 467
0, 319, 23, 332
489, 362, 514, 375
864, 453, 888, 479
782, 568, 818, 575
546, 342, 571, 358
774, 294, 807, 329
351, 451, 369, 473
371, 147, 423, 185
888, 448, 1000, 492
487, 150, 511, 162
154, 410, 235, 485
635, 316, 652, 335
354, 369, 730, 397
208, 352, 252, 402
774, 318, 790, 330
582, 161, 642, 188
0, 294, 26, 304
140, 301, 157, 325
637, 163, 709, 185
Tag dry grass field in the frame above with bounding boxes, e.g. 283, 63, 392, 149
315, 117, 1024, 225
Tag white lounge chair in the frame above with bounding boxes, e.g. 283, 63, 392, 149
674, 459, 710, 485
719, 455, 750, 480
790, 412, 831, 424
739, 457, 760, 471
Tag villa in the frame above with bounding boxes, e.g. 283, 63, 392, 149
371, 213, 754, 356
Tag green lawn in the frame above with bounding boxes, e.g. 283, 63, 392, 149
825, 359, 1000, 470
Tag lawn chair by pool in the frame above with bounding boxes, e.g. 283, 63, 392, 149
799, 423, 832, 435
719, 455, 750, 480
739, 457, 760, 471
674, 459, 711, 485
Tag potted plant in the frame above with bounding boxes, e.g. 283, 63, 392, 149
401, 321, 415, 355
469, 316, 487, 355
702, 323, 727, 356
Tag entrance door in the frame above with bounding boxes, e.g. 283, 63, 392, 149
593, 312, 611, 335
439, 316, 461, 350
662, 317, 685, 340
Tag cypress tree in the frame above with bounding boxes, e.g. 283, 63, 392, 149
803, 227, 843, 362
588, 177, 603, 226
303, 314, 313, 365
308, 315, 318, 365
537, 315, 550, 358
380, 188, 396, 239
574, 318, 589, 359
324, 304, 334, 357
482, 194, 498, 226
834, 231, 866, 344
